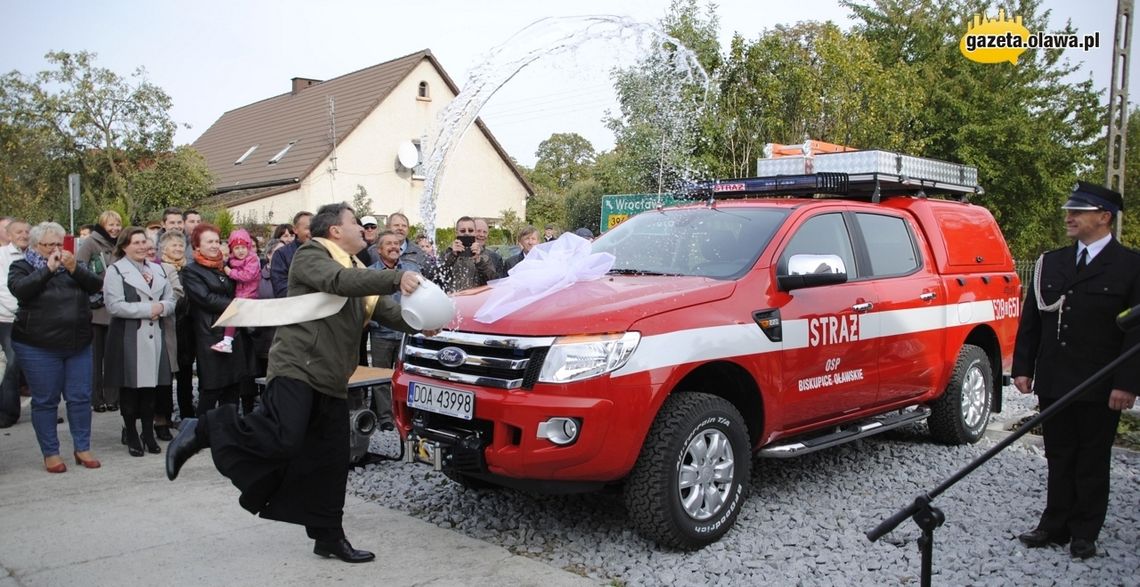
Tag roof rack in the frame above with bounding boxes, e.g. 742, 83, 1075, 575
685, 150, 984, 203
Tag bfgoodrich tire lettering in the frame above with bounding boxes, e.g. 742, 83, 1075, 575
929, 344, 992, 445
625, 392, 751, 550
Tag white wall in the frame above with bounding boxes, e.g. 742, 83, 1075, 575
228, 59, 528, 233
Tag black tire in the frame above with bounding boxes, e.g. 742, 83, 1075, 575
929, 344, 992, 445
624, 392, 751, 550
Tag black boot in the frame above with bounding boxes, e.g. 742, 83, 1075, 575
140, 391, 160, 454
124, 419, 144, 457
166, 418, 204, 480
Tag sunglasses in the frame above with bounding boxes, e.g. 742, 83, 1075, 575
363, 224, 378, 229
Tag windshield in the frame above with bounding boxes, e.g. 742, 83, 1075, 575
592, 207, 789, 279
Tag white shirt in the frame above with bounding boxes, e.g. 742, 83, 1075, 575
1076, 233, 1112, 266
0, 243, 24, 323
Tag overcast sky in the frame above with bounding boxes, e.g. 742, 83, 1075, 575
2, 0, 1132, 167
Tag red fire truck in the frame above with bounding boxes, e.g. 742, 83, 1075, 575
393, 150, 1021, 549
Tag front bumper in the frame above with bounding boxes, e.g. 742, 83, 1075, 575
394, 370, 652, 482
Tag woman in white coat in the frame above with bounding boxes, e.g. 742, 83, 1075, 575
103, 227, 176, 456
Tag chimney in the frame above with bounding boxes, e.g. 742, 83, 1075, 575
291, 77, 322, 94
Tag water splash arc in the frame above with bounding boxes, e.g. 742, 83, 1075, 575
418, 14, 710, 239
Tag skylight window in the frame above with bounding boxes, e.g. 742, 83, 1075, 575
268, 140, 298, 165
234, 144, 259, 165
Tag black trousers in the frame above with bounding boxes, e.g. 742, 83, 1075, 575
91, 324, 119, 406
155, 384, 174, 422
175, 316, 196, 420
1037, 397, 1121, 541
205, 376, 349, 535
197, 383, 239, 417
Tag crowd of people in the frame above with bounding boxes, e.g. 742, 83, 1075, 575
0, 207, 553, 473
0, 203, 565, 562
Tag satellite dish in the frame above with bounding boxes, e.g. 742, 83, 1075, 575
397, 141, 420, 169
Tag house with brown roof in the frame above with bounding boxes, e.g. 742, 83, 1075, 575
192, 49, 531, 229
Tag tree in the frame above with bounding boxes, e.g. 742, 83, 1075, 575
564, 179, 604, 235
498, 208, 525, 242
524, 189, 566, 231
0, 51, 206, 223
606, 0, 716, 193
845, 0, 1103, 257
533, 133, 597, 189
1087, 107, 1140, 247
0, 105, 72, 222
351, 184, 374, 217
702, 23, 924, 178
125, 146, 213, 223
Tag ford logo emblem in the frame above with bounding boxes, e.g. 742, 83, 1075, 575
437, 346, 467, 368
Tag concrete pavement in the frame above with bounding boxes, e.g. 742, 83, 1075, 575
0, 399, 598, 586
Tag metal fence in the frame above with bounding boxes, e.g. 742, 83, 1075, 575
1013, 258, 1035, 298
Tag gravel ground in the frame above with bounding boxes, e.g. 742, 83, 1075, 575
349, 387, 1140, 585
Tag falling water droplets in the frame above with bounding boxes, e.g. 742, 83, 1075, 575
417, 15, 710, 239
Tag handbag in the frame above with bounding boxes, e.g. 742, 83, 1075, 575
87, 252, 108, 310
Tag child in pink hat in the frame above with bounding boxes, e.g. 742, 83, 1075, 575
212, 229, 260, 353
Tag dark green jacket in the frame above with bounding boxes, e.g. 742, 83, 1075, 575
266, 240, 415, 398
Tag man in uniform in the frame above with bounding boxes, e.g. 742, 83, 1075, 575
1013, 181, 1140, 559
167, 202, 434, 563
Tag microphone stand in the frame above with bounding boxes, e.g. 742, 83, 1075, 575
865, 342, 1140, 587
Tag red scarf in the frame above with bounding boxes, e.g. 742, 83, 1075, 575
194, 249, 224, 270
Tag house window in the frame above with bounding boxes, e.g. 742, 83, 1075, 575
268, 140, 297, 165
234, 144, 259, 165
417, 81, 430, 100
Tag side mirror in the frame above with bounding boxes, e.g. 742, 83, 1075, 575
778, 254, 848, 291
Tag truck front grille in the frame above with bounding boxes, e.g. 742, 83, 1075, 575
402, 331, 554, 390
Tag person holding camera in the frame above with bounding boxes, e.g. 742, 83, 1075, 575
9, 222, 104, 472
440, 216, 496, 293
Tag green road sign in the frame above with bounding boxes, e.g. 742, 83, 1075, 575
600, 194, 679, 233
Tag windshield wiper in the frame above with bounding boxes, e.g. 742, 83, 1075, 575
608, 268, 674, 276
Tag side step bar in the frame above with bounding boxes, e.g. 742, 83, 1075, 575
757, 406, 931, 459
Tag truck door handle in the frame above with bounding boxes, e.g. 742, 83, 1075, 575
920, 292, 936, 301
851, 302, 873, 312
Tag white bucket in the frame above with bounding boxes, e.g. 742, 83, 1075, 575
400, 279, 456, 330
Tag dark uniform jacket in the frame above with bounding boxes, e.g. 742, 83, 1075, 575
265, 239, 416, 399
1013, 238, 1140, 402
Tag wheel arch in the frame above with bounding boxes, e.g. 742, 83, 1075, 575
671, 360, 764, 448
963, 324, 1002, 412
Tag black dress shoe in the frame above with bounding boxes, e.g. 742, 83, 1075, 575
313, 538, 375, 563
155, 425, 173, 441
166, 418, 201, 481
1018, 528, 1068, 548
93, 404, 107, 413
1070, 539, 1096, 559
106, 403, 119, 412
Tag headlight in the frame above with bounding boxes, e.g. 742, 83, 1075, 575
538, 332, 641, 383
